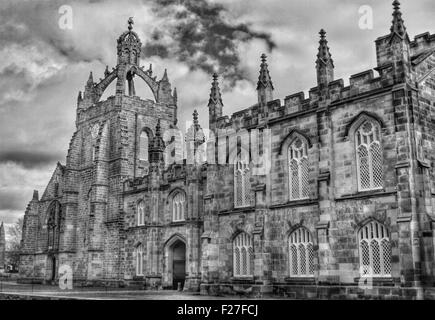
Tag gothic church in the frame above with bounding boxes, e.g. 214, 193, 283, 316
19, 2, 435, 299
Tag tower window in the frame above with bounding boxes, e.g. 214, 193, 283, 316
355, 120, 383, 191
288, 137, 309, 201
234, 159, 252, 208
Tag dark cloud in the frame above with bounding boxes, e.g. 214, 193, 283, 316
0, 151, 62, 169
143, 0, 276, 85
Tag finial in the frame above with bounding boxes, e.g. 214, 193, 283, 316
261, 53, 267, 63
390, 0, 406, 37
319, 29, 326, 40
128, 17, 134, 31
104, 65, 110, 77
32, 190, 39, 201
212, 72, 218, 81
78, 91, 82, 102
193, 110, 199, 126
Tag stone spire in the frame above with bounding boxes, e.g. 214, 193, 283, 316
207, 73, 223, 131
316, 29, 334, 88
390, 0, 407, 38
257, 53, 274, 105
87, 71, 94, 86
208, 73, 223, 107
84, 71, 95, 101
162, 69, 169, 82
187, 110, 205, 165
149, 120, 165, 164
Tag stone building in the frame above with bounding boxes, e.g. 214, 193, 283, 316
0, 222, 5, 269
19, 2, 435, 298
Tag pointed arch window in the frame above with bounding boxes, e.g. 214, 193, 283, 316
137, 201, 145, 226
358, 221, 391, 277
135, 244, 144, 276
288, 227, 314, 277
47, 201, 62, 251
139, 130, 149, 161
355, 120, 383, 191
288, 137, 309, 201
233, 232, 254, 277
172, 192, 185, 222
234, 160, 252, 208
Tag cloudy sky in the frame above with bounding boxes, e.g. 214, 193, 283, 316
0, 0, 433, 235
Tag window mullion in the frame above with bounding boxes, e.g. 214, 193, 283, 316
368, 142, 374, 189
379, 239, 384, 276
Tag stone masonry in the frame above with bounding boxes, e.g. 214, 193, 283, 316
19, 2, 435, 299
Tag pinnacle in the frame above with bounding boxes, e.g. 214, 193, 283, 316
257, 53, 274, 90
317, 29, 334, 67
390, 0, 406, 37
193, 110, 199, 126
208, 73, 223, 106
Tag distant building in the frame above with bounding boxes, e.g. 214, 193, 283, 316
0, 222, 5, 269
19, 1, 435, 299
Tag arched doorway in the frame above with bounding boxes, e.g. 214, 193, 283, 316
172, 241, 186, 290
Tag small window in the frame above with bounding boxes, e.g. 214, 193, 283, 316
172, 192, 185, 222
135, 244, 144, 276
355, 120, 383, 191
288, 137, 309, 201
233, 232, 254, 277
139, 131, 149, 161
288, 227, 314, 277
359, 221, 391, 277
137, 201, 145, 226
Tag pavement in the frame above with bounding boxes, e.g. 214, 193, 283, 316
0, 280, 255, 300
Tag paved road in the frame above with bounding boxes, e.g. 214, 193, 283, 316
0, 281, 263, 300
